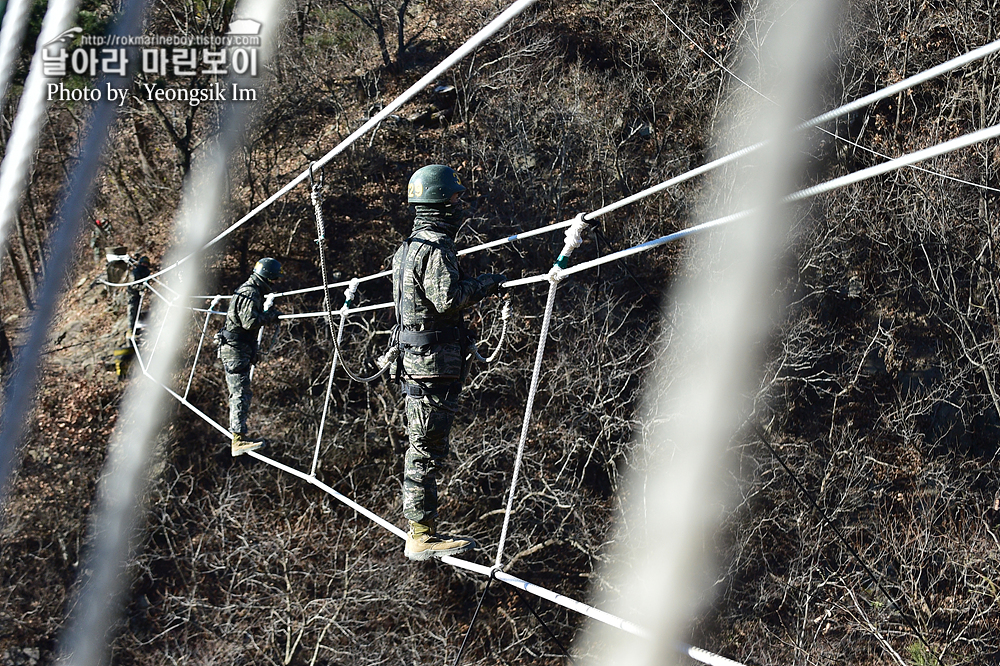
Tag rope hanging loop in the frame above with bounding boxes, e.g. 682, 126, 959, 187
471, 294, 511, 364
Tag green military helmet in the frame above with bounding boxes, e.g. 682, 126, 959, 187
407, 164, 465, 204
253, 257, 282, 283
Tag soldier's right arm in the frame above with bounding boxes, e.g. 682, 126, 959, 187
234, 287, 265, 330
421, 248, 484, 314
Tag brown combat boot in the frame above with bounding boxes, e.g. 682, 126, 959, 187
405, 520, 477, 561
232, 432, 265, 456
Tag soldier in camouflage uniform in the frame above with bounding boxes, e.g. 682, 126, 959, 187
217, 257, 282, 456
393, 165, 505, 561
126, 256, 151, 339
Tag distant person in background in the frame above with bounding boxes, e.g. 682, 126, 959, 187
216, 257, 282, 456
90, 218, 113, 264
393, 164, 505, 561
126, 255, 151, 339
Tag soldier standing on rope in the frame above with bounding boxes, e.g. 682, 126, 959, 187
217, 257, 282, 456
393, 165, 506, 561
126, 255, 151, 339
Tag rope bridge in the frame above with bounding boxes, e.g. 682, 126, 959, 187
20, 0, 1000, 663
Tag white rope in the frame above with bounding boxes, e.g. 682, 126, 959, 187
310, 279, 358, 477
655, 1, 1000, 195
456, 219, 577, 256
679, 643, 750, 666
278, 301, 395, 319
503, 118, 1000, 288
801, 39, 1000, 130
786, 122, 1000, 201
494, 275, 561, 568
104, 0, 541, 289
249, 294, 275, 383
184, 296, 221, 400
472, 299, 510, 363
130, 290, 146, 341
271, 270, 391, 299
0, 0, 79, 259
131, 276, 748, 666
0, 0, 32, 107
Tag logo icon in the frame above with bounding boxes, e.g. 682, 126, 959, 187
44, 26, 82, 49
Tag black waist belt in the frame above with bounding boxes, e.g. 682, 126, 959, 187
219, 328, 254, 345
398, 326, 462, 346
401, 381, 461, 398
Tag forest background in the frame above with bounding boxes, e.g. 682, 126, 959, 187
1, 0, 999, 665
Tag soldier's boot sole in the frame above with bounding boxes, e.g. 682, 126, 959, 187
404, 533, 477, 561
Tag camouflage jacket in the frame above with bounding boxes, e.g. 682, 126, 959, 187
392, 210, 487, 381
223, 274, 274, 351
127, 263, 150, 295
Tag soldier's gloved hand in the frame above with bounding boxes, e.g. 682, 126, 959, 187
262, 306, 281, 323
477, 273, 506, 297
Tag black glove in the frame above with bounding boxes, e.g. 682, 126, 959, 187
477, 273, 506, 297
262, 306, 281, 323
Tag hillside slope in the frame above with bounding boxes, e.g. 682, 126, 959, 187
2, 1, 999, 665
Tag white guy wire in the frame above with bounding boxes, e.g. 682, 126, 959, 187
56, 2, 286, 664
0, 0, 33, 107
0, 0, 79, 270
105, 0, 541, 289
103, 28, 1000, 299
500, 119, 1000, 288
583, 0, 835, 663
0, 0, 136, 504
185, 296, 221, 400
129, 277, 748, 666
655, 0, 1000, 195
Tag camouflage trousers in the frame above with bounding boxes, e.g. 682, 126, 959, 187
126, 288, 142, 333
403, 391, 460, 525
219, 343, 254, 434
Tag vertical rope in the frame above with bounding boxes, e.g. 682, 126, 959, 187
145, 292, 171, 366
310, 279, 358, 477
249, 293, 274, 383
494, 278, 558, 568
310, 164, 338, 342
494, 217, 587, 569
184, 295, 220, 400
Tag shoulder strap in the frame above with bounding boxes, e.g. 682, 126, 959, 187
395, 240, 410, 326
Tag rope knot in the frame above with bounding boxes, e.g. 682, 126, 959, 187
552, 213, 588, 272
561, 213, 587, 254
344, 277, 360, 304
